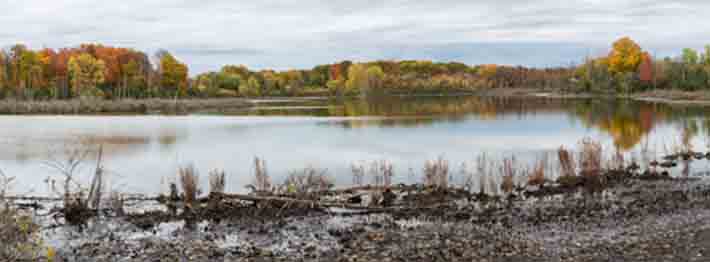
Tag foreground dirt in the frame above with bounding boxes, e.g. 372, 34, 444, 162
32, 178, 709, 262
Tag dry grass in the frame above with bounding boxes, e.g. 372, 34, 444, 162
558, 146, 576, 177
500, 157, 516, 194
109, 191, 124, 216
528, 155, 547, 186
253, 157, 271, 192
209, 169, 226, 194
0, 170, 13, 201
351, 162, 366, 186
178, 165, 200, 208
476, 154, 489, 194
368, 160, 394, 187
579, 138, 602, 177
459, 162, 475, 193
283, 166, 334, 194
609, 148, 625, 171
424, 156, 449, 188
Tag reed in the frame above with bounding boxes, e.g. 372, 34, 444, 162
209, 169, 226, 194
528, 155, 547, 186
500, 157, 516, 194
558, 146, 576, 177
178, 164, 200, 209
424, 156, 449, 188
579, 138, 602, 178
351, 162, 366, 186
284, 166, 333, 194
253, 157, 271, 192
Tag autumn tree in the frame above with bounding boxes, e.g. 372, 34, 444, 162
68, 53, 106, 98
158, 52, 188, 97
638, 52, 654, 84
345, 64, 368, 94
239, 76, 261, 97
608, 37, 643, 75
0, 52, 6, 94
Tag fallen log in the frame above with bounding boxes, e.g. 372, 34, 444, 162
213, 192, 411, 212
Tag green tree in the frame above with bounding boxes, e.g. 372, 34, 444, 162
682, 48, 699, 65
68, 53, 106, 98
702, 45, 710, 66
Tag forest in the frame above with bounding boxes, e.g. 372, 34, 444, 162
0, 37, 709, 100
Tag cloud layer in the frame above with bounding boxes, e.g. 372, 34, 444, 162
1, 0, 706, 73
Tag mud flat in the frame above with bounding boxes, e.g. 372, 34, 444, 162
4, 172, 704, 261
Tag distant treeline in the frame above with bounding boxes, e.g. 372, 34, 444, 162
0, 37, 707, 100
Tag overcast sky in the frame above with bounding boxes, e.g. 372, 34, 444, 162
0, 0, 706, 74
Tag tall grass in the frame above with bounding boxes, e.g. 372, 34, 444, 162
476, 154, 489, 195
368, 160, 394, 187
528, 155, 547, 186
209, 169, 226, 194
283, 166, 333, 194
253, 157, 271, 192
178, 165, 200, 209
424, 156, 449, 188
351, 162, 366, 186
558, 146, 576, 177
500, 157, 516, 193
579, 138, 602, 177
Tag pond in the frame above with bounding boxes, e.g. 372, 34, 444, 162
3, 96, 710, 195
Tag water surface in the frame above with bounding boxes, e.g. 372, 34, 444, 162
3, 96, 710, 195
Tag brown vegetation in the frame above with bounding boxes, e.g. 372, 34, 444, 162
252, 157, 271, 192
424, 156, 449, 188
178, 165, 200, 210
283, 167, 334, 195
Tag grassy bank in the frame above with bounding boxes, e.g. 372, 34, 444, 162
0, 98, 253, 115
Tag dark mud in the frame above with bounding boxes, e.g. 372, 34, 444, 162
20, 168, 707, 262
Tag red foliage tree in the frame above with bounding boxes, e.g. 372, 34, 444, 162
638, 52, 653, 83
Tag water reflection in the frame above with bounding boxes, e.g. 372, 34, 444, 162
238, 96, 710, 151
4, 96, 710, 194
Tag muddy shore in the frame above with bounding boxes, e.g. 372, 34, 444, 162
10, 173, 707, 261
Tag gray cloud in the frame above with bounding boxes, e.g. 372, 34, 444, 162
0, 0, 707, 74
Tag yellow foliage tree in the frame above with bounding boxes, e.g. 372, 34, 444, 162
159, 53, 189, 96
608, 37, 643, 75
345, 64, 368, 94
68, 53, 106, 97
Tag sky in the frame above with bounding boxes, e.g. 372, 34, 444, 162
0, 0, 707, 74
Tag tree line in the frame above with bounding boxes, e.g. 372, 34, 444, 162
0, 38, 708, 100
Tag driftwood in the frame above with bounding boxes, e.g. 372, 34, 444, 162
213, 192, 413, 213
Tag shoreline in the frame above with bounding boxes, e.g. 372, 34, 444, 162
0, 88, 710, 115
2, 141, 710, 260
6, 174, 710, 261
